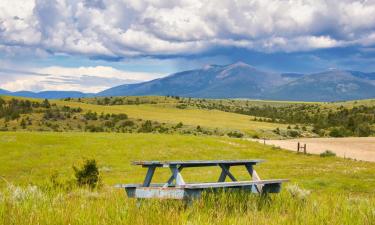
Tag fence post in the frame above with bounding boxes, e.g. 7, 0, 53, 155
297, 142, 300, 153
304, 144, 307, 154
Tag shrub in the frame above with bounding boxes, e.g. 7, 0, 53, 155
120, 120, 134, 127
138, 120, 153, 133
227, 131, 244, 138
355, 123, 372, 137
287, 130, 300, 137
73, 159, 100, 189
329, 127, 351, 137
176, 104, 187, 109
175, 122, 183, 129
320, 150, 336, 157
252, 134, 259, 139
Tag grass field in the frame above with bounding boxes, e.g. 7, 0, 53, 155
0, 132, 374, 224
53, 100, 286, 137
0, 96, 374, 224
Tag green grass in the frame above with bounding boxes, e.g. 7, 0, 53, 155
0, 132, 374, 224
1, 132, 374, 192
53, 100, 286, 137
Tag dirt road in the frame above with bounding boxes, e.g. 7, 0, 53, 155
251, 137, 375, 162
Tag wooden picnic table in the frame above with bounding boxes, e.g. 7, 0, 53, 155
118, 160, 288, 200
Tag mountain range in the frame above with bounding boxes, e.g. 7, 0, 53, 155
1, 62, 375, 101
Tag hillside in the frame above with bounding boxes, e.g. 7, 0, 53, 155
98, 63, 375, 101
266, 70, 375, 101
98, 62, 287, 98
0, 90, 90, 99
1, 63, 375, 101
0, 96, 288, 138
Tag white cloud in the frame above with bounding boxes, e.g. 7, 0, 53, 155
0, 66, 163, 92
0, 0, 375, 57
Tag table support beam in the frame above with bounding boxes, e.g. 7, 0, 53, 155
245, 164, 263, 193
163, 166, 184, 187
170, 166, 185, 186
142, 166, 156, 187
218, 164, 237, 182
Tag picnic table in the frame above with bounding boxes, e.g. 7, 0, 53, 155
117, 160, 288, 200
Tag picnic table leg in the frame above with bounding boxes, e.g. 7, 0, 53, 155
163, 166, 184, 187
170, 165, 185, 186
142, 166, 156, 187
245, 164, 263, 193
218, 164, 237, 182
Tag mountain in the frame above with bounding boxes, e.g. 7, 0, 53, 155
98, 62, 375, 101
98, 62, 290, 98
265, 70, 375, 101
0, 90, 91, 99
0, 89, 10, 95
2, 62, 375, 101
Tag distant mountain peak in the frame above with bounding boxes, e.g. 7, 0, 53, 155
202, 64, 222, 70
231, 61, 249, 66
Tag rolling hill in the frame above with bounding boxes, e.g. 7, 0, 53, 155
0, 90, 91, 99
98, 63, 375, 101
98, 62, 289, 98
266, 70, 375, 101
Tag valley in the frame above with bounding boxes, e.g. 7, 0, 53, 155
0, 94, 374, 224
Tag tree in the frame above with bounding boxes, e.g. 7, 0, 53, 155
73, 159, 100, 189
20, 118, 27, 129
41, 99, 51, 108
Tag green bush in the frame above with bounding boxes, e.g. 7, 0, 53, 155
287, 130, 300, 137
355, 123, 372, 137
320, 150, 336, 157
138, 120, 153, 133
227, 131, 244, 138
73, 159, 100, 189
329, 127, 351, 137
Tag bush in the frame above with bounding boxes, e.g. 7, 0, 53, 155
175, 122, 183, 129
227, 131, 244, 138
329, 127, 351, 137
252, 134, 260, 139
287, 130, 300, 137
73, 159, 100, 189
119, 120, 134, 127
355, 123, 372, 137
320, 150, 336, 157
138, 120, 153, 133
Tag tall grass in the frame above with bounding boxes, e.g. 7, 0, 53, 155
0, 184, 374, 225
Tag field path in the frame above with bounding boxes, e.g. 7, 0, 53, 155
251, 137, 375, 162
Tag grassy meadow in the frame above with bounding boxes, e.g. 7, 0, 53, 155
54, 99, 286, 137
0, 132, 374, 224
0, 96, 374, 224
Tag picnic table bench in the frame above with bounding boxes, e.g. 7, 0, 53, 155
117, 160, 288, 200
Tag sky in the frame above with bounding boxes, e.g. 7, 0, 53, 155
1, 0, 375, 93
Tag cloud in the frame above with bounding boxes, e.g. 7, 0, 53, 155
0, 66, 162, 92
0, 0, 375, 58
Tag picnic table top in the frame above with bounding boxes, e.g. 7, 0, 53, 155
132, 159, 264, 167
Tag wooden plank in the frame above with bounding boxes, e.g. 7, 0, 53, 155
132, 160, 264, 167
181, 179, 288, 189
